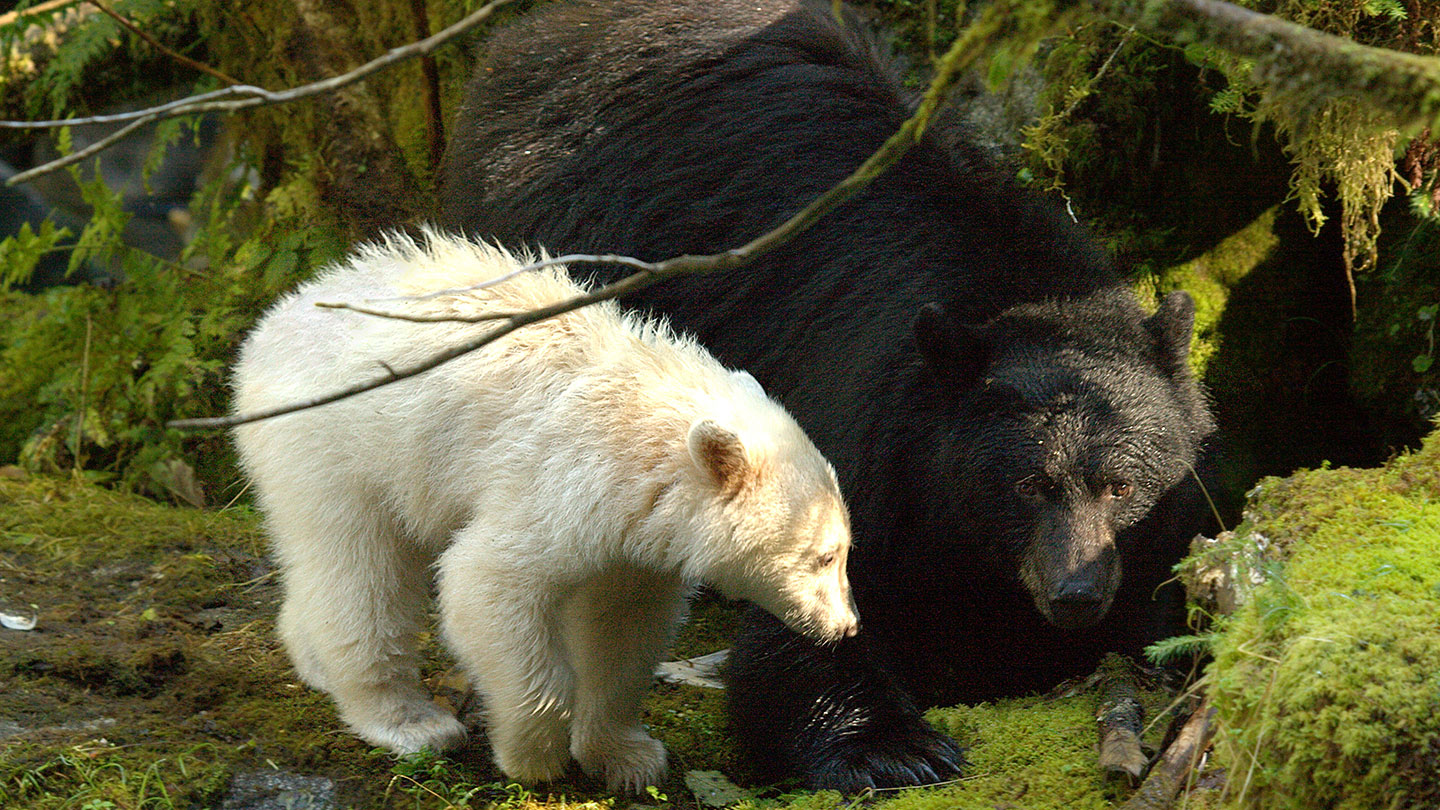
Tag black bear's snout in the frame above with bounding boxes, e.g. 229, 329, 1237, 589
1047, 581, 1106, 629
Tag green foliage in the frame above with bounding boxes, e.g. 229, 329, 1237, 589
384, 750, 580, 810
2, 0, 198, 117
1351, 217, 1440, 433
1144, 632, 1217, 665
1181, 0, 1439, 276
0, 0, 491, 497
0, 220, 71, 289
1021, 24, 1174, 198
0, 742, 228, 810
0, 165, 344, 499
1413, 303, 1438, 373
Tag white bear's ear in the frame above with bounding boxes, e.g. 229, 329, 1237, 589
687, 419, 750, 496
730, 370, 766, 397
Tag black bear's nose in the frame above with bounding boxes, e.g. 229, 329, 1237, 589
1048, 582, 1105, 629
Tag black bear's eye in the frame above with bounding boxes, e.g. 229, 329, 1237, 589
1015, 476, 1050, 500
1107, 481, 1134, 499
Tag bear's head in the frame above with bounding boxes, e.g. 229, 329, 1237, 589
680, 379, 859, 645
912, 292, 1213, 630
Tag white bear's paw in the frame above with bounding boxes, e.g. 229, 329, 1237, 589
492, 736, 571, 784
348, 700, 467, 754
575, 727, 668, 793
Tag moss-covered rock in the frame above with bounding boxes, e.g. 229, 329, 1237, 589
1203, 427, 1440, 809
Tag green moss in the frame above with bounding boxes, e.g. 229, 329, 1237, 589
1137, 207, 1282, 378
1205, 428, 1440, 809
731, 683, 1178, 810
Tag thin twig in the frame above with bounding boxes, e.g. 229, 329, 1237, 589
391, 252, 666, 304
314, 300, 519, 323
1060, 27, 1134, 118
90, 0, 243, 86
2, 0, 516, 186
168, 0, 1052, 432
7, 112, 162, 186
168, 252, 737, 430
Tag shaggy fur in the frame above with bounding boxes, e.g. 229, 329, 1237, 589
232, 231, 857, 791
438, 0, 1217, 792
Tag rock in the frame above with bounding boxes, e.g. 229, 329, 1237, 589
220, 770, 334, 810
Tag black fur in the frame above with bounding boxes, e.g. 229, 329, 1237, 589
440, 0, 1217, 792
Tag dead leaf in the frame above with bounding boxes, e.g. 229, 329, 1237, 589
655, 649, 728, 689
149, 458, 206, 509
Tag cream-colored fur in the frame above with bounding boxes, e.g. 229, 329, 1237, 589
232, 230, 858, 791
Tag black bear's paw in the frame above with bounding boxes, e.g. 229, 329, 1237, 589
804, 726, 965, 793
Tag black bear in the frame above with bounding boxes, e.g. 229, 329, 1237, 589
439, 0, 1217, 793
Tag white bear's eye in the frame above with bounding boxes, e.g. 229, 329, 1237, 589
817, 551, 837, 568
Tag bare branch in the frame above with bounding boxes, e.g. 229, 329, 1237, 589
374, 252, 690, 305
6, 113, 161, 186
0, 0, 83, 27
314, 301, 519, 323
167, 257, 705, 430
2, 0, 517, 187
90, 0, 243, 86
168, 0, 1062, 432
0, 85, 270, 130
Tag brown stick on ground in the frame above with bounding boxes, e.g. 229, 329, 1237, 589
1120, 698, 1218, 810
1096, 661, 1148, 783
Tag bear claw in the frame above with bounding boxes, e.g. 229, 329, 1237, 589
806, 729, 965, 793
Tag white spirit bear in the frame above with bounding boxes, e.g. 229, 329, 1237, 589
232, 231, 858, 791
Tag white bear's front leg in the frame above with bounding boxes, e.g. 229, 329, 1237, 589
562, 568, 687, 793
438, 531, 574, 784
270, 504, 465, 754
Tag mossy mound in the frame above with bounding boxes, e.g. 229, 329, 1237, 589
1205, 428, 1440, 809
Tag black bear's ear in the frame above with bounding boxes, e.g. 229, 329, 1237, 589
1146, 291, 1196, 377
687, 419, 750, 497
914, 302, 987, 384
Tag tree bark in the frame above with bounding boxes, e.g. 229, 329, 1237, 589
288, 0, 420, 234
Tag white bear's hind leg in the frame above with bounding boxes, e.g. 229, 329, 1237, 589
439, 532, 573, 783
563, 569, 687, 793
271, 505, 464, 754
